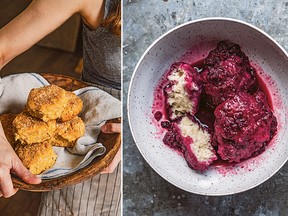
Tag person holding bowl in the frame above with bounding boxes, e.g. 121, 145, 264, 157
0, 0, 121, 215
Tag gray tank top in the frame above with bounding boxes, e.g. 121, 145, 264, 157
81, 0, 121, 90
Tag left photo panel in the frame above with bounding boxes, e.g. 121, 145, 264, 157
0, 0, 122, 215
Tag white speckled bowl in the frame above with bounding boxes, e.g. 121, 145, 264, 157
127, 17, 288, 195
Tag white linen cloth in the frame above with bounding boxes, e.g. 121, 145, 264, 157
0, 73, 121, 179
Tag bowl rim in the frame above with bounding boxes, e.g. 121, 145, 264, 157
127, 17, 288, 195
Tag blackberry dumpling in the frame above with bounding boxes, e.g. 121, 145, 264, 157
163, 115, 217, 171
164, 62, 202, 120
201, 41, 257, 107
214, 92, 277, 162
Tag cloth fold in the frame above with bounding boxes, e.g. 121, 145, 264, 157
0, 73, 121, 179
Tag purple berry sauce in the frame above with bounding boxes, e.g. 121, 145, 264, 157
152, 41, 278, 171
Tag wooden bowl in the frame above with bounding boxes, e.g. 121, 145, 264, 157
9, 73, 121, 191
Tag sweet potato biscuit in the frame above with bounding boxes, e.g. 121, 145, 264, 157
59, 92, 83, 122
50, 116, 85, 147
13, 112, 56, 145
26, 85, 70, 122
0, 113, 17, 148
15, 142, 57, 175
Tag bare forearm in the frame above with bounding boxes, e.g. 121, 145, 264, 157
0, 0, 86, 69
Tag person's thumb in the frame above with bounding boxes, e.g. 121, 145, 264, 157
12, 159, 41, 184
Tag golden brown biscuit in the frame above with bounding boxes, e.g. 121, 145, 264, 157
13, 112, 56, 145
15, 142, 57, 175
50, 116, 85, 147
59, 92, 83, 122
26, 85, 70, 122
0, 113, 17, 148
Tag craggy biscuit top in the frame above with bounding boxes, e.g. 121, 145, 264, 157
50, 116, 85, 147
27, 85, 70, 122
60, 92, 83, 122
15, 142, 57, 175
13, 112, 56, 145
56, 116, 85, 141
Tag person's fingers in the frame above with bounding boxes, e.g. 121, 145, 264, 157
100, 148, 121, 174
101, 123, 121, 134
0, 166, 17, 198
12, 159, 41, 184
0, 191, 3, 197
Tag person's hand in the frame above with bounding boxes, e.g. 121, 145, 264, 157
100, 123, 121, 174
101, 123, 121, 134
0, 134, 41, 198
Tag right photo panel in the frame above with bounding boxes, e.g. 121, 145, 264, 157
124, 0, 288, 215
